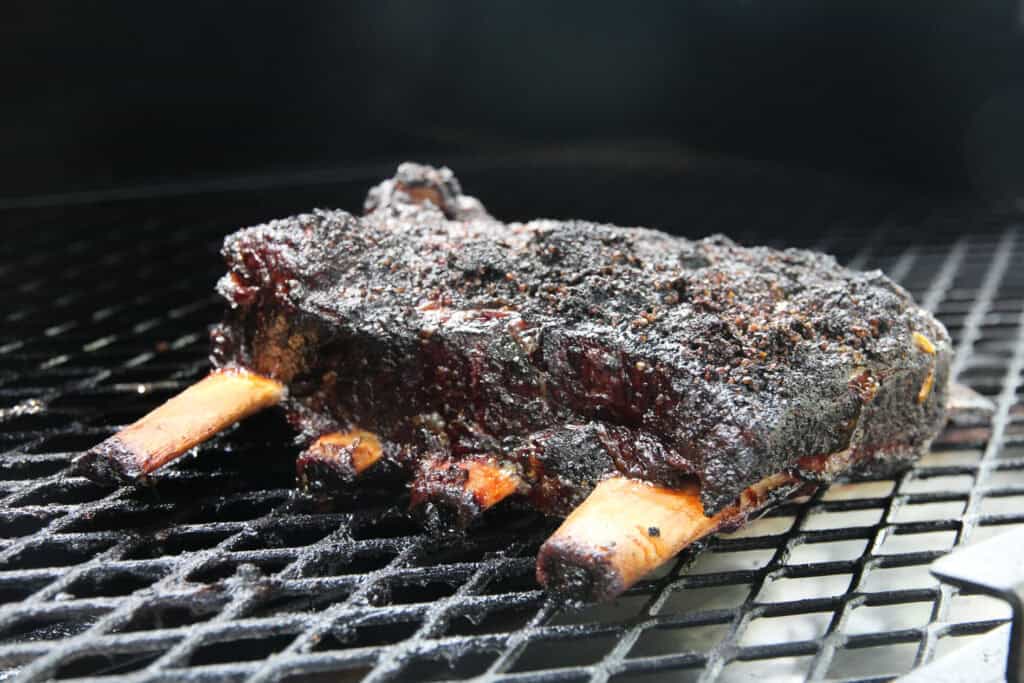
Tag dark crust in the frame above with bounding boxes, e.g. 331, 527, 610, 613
72, 436, 144, 485
213, 162, 952, 515
535, 537, 625, 602
295, 449, 357, 495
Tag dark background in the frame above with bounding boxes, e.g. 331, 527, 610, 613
3, 1, 1024, 205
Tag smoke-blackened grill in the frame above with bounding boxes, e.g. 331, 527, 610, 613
1, 160, 1022, 682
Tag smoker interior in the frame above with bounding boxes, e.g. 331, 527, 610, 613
1, 161, 1023, 682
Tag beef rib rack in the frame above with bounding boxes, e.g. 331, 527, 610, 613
76, 163, 953, 600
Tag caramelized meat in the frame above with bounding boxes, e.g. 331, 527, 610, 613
212, 163, 951, 517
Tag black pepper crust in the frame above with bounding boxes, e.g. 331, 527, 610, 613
212, 163, 951, 515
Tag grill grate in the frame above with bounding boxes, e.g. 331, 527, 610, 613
1, 164, 1023, 682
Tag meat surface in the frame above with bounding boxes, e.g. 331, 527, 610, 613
212, 163, 951, 522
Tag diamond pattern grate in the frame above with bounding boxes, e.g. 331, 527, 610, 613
1, 165, 1023, 682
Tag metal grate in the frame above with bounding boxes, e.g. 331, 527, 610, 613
1, 163, 1024, 682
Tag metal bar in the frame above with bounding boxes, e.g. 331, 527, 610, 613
929, 527, 1024, 682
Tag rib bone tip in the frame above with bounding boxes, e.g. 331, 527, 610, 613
72, 436, 144, 485
536, 538, 624, 602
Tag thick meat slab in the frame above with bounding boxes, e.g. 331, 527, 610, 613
213, 163, 951, 516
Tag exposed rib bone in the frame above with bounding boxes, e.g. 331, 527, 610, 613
536, 472, 799, 601
410, 456, 523, 532
296, 428, 386, 494
312, 429, 384, 473
74, 369, 283, 483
